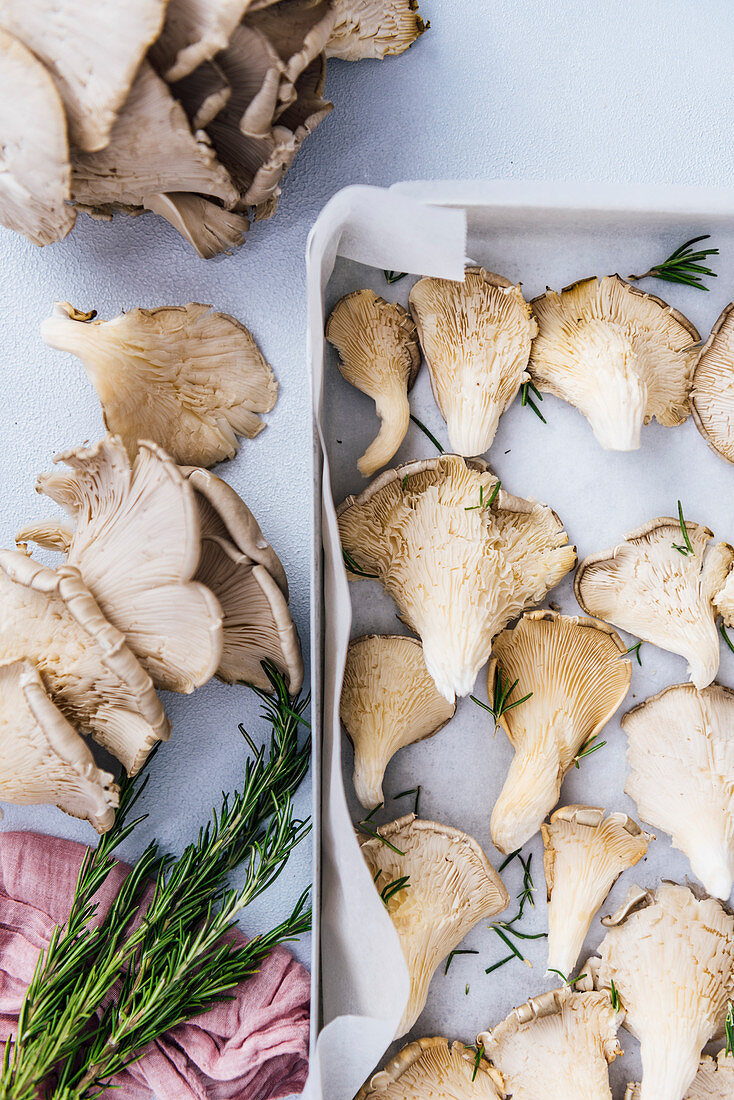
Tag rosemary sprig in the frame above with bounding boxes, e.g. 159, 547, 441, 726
625, 641, 643, 666
380, 876, 410, 906
521, 380, 546, 423
384, 270, 407, 285
342, 548, 378, 579
726, 1001, 734, 1056
672, 500, 694, 556
465, 482, 501, 512
722, 624, 734, 656
573, 734, 607, 768
409, 414, 444, 453
444, 948, 479, 975
471, 665, 532, 726
395, 785, 421, 815
629, 234, 719, 291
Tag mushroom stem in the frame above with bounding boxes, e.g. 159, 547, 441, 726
584, 367, 647, 451
639, 1034, 702, 1100
360, 387, 410, 478
444, 395, 506, 459
491, 734, 563, 854
353, 751, 390, 810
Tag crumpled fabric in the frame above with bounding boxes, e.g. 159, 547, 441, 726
0, 831, 310, 1100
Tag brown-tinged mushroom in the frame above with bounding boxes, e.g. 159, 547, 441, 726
170, 59, 232, 130
692, 303, 734, 463
149, 0, 255, 82
327, 0, 427, 60
143, 193, 249, 258
354, 1037, 505, 1100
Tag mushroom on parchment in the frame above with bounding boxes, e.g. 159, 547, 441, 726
626, 1050, 734, 1100
355, 1037, 505, 1100
623, 683, 734, 900
359, 814, 509, 1037
340, 635, 455, 809
542, 805, 651, 978
588, 882, 734, 1100
338, 455, 575, 702
0, 659, 119, 833
576, 518, 734, 690
692, 303, 734, 463
529, 276, 699, 450
477, 988, 623, 1100
488, 611, 631, 854
327, 0, 427, 60
40, 301, 277, 467
409, 268, 537, 457
326, 290, 421, 476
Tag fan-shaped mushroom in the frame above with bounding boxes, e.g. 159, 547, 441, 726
409, 268, 537, 457
488, 611, 631, 853
575, 518, 734, 690
542, 805, 651, 978
626, 1049, 734, 1100
41, 302, 277, 468
338, 455, 576, 702
0, 659, 119, 833
0, 550, 169, 774
326, 290, 421, 476
354, 1037, 505, 1099
589, 882, 734, 1100
327, 0, 426, 60
529, 276, 698, 450
340, 635, 455, 809
622, 683, 734, 899
691, 303, 734, 464
477, 988, 622, 1100
143, 193, 249, 258
150, 0, 255, 82
244, 0, 336, 90
359, 814, 509, 1036
171, 60, 232, 130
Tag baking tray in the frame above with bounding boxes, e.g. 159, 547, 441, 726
305, 180, 734, 1100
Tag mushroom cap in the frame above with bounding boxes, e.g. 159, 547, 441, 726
409, 267, 537, 456
575, 517, 734, 689
143, 192, 249, 258
209, 22, 288, 143
529, 275, 699, 450
170, 60, 232, 131
326, 289, 421, 476
0, 550, 169, 774
359, 813, 509, 1037
542, 804, 651, 978
338, 455, 576, 703
244, 0, 336, 87
0, 659, 119, 833
627, 1049, 734, 1100
0, 0, 167, 151
622, 682, 734, 899
477, 988, 622, 1100
488, 610, 631, 853
354, 1036, 505, 1099
591, 882, 734, 1100
41, 301, 277, 468
0, 28, 75, 246
27, 435, 224, 694
326, 0, 427, 60
341, 634, 455, 809
691, 303, 734, 464
150, 0, 255, 82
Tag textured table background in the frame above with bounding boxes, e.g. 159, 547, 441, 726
0, 0, 732, 1093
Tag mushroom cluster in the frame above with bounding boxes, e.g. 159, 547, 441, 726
0, 0, 426, 255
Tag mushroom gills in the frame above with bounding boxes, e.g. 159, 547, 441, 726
691, 302, 734, 464
355, 1036, 504, 1099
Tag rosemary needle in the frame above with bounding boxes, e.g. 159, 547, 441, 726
384, 270, 407, 285
610, 979, 620, 1011
726, 1001, 734, 1056
444, 948, 479, 974
342, 548, 378, 579
672, 500, 695, 556
521, 380, 546, 423
629, 234, 719, 291
625, 641, 643, 666
548, 969, 586, 987
573, 734, 607, 768
722, 624, 734, 656
395, 785, 421, 815
472, 1043, 484, 1082
498, 848, 522, 873
358, 821, 405, 855
485, 953, 515, 975
380, 875, 410, 905
409, 414, 444, 453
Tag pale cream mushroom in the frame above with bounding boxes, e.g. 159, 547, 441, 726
626, 1049, 734, 1100
623, 683, 734, 899
41, 302, 277, 468
529, 276, 699, 450
144, 193, 249, 258
359, 814, 509, 1037
0, 0, 167, 151
488, 611, 631, 853
340, 635, 455, 809
18, 436, 224, 694
326, 290, 421, 476
327, 0, 427, 60
0, 29, 75, 246
354, 1037, 505, 1100
409, 268, 537, 456
477, 988, 622, 1100
542, 805, 651, 978
0, 550, 169, 774
691, 303, 734, 464
716, 568, 734, 630
338, 455, 576, 702
150, 0, 256, 82
575, 518, 734, 690
589, 882, 734, 1100
0, 659, 119, 833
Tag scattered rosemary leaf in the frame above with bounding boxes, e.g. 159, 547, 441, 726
521, 380, 547, 423
492, 925, 529, 964
485, 953, 515, 975
625, 641, 643, 666
380, 875, 410, 905
358, 821, 405, 855
395, 785, 421, 815
444, 948, 479, 975
498, 848, 522, 872
465, 983, 470, 995
409, 413, 444, 453
384, 270, 407, 285
629, 234, 719, 291
471, 666, 533, 726
472, 1042, 484, 1082
722, 624, 734, 656
672, 500, 694, 556
573, 734, 607, 768
342, 548, 379, 579
726, 1001, 734, 1056
466, 481, 501, 512
610, 979, 620, 1011
548, 968, 586, 986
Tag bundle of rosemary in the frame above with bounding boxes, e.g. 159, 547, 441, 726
0, 663, 311, 1100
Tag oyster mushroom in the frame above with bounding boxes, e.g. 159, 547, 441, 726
0, 28, 75, 246
41, 301, 277, 468
170, 60, 232, 130
542, 805, 651, 978
529, 276, 699, 450
488, 611, 631, 853
409, 268, 537, 457
575, 518, 734, 690
354, 1037, 505, 1100
692, 303, 734, 463
244, 0, 336, 90
18, 436, 224, 694
143, 193, 249, 258
0, 659, 119, 833
150, 0, 255, 82
326, 290, 421, 476
622, 683, 734, 899
477, 988, 623, 1100
327, 0, 427, 60
359, 814, 509, 1036
210, 23, 288, 143
0, 550, 169, 774
340, 635, 455, 809
589, 882, 734, 1100
338, 455, 576, 702
626, 1050, 734, 1100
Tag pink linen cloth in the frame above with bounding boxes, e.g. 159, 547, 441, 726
0, 831, 310, 1100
